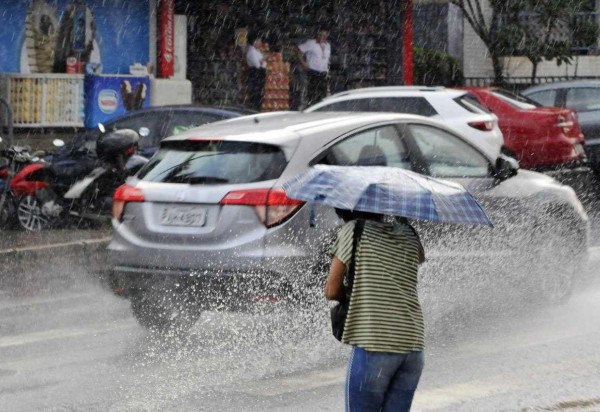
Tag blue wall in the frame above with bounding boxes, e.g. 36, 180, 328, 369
0, 0, 149, 74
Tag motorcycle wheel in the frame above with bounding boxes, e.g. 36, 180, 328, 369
73, 183, 105, 229
17, 195, 49, 231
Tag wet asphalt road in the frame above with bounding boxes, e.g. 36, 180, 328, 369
0, 229, 599, 411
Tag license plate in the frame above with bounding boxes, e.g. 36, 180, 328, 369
160, 206, 207, 227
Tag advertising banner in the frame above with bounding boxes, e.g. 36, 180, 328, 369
0, 0, 149, 74
84, 75, 150, 128
157, 0, 175, 78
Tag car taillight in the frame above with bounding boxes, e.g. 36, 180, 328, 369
555, 114, 574, 134
468, 120, 494, 131
112, 184, 144, 221
220, 188, 303, 228
0, 167, 7, 179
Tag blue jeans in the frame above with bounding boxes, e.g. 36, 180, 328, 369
346, 347, 424, 412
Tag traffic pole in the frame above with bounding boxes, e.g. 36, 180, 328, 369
402, 0, 414, 85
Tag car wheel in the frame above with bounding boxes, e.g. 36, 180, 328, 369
130, 290, 201, 334
17, 195, 49, 231
534, 225, 584, 305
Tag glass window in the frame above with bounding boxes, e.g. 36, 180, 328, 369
491, 89, 540, 109
112, 113, 169, 149
314, 97, 438, 116
313, 99, 372, 111
565, 88, 600, 111
408, 124, 489, 178
525, 90, 557, 107
167, 111, 221, 135
370, 97, 438, 116
320, 125, 411, 169
454, 93, 491, 114
138, 141, 287, 184
70, 129, 101, 153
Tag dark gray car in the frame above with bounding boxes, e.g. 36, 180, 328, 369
523, 80, 600, 172
107, 112, 589, 332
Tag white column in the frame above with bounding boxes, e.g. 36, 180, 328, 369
174, 15, 187, 80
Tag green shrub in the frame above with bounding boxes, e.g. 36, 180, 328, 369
413, 47, 464, 86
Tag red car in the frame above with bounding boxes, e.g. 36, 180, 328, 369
462, 87, 586, 170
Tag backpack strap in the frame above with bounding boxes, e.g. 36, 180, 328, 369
406, 222, 425, 263
346, 219, 365, 297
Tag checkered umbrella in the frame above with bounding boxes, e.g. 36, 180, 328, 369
283, 165, 492, 226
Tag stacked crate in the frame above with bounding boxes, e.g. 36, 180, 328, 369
262, 52, 290, 112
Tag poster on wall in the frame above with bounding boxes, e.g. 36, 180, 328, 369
84, 75, 150, 128
0, 0, 149, 74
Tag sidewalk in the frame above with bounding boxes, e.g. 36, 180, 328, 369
0, 229, 110, 254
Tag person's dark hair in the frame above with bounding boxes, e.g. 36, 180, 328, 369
247, 31, 259, 45
317, 24, 330, 34
334, 208, 383, 222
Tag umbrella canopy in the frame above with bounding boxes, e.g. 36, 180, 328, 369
283, 165, 492, 227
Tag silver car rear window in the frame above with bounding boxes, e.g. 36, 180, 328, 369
137, 140, 287, 184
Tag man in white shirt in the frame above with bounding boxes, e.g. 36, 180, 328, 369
246, 32, 267, 111
296, 27, 331, 107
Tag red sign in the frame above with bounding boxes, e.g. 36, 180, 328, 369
157, 0, 175, 78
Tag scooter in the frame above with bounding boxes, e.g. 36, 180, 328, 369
62, 131, 148, 223
0, 137, 44, 229
8, 138, 95, 231
31, 129, 147, 229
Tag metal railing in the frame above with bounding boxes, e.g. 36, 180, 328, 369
465, 75, 600, 91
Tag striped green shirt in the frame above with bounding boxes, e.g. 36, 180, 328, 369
330, 220, 425, 353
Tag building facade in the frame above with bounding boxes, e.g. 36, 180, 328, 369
176, 0, 413, 109
460, 0, 600, 84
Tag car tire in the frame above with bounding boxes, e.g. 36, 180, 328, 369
534, 224, 585, 305
16, 195, 49, 231
130, 290, 201, 334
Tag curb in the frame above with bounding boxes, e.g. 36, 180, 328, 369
0, 237, 111, 258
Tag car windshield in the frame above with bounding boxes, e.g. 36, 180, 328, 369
491, 89, 541, 109
137, 140, 287, 184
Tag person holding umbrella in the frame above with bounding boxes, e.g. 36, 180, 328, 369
283, 165, 492, 412
325, 209, 425, 411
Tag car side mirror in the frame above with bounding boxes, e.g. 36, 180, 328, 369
494, 155, 519, 181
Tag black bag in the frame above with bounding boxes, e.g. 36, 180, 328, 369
330, 219, 365, 342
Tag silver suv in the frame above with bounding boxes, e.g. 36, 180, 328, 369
108, 112, 589, 332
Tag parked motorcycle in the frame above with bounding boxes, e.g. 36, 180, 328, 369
15, 128, 146, 230
0, 137, 45, 229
